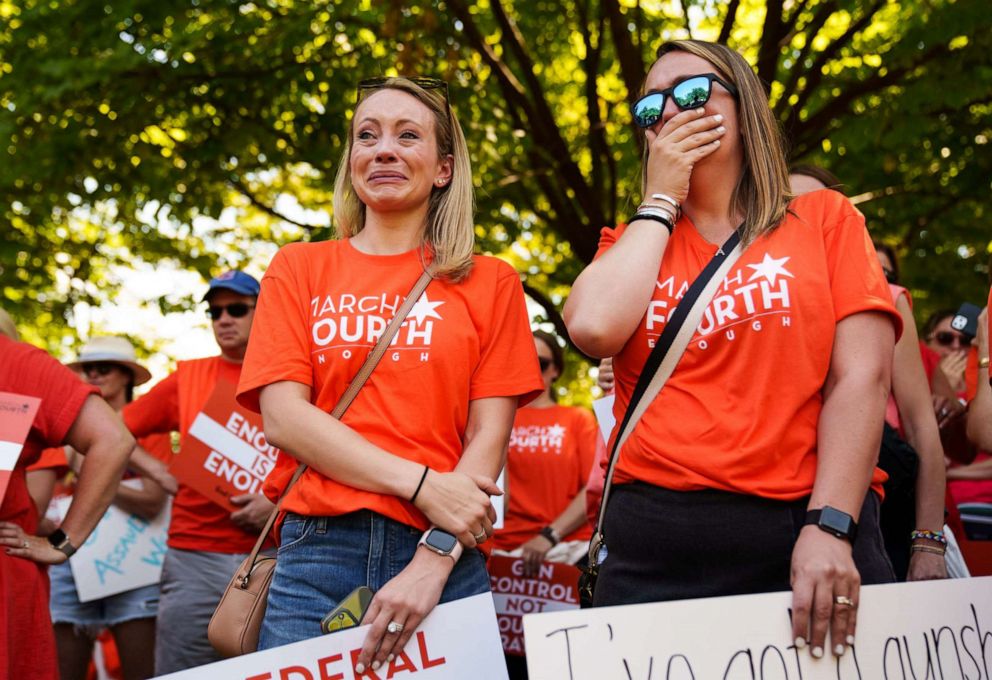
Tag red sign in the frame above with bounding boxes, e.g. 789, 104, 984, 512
488, 554, 581, 656
0, 391, 41, 505
171, 380, 279, 510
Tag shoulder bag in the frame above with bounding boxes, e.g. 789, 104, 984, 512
579, 230, 743, 607
208, 269, 434, 656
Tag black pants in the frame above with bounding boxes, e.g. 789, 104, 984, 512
593, 483, 895, 607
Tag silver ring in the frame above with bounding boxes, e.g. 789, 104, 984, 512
834, 595, 855, 607
474, 531, 487, 543
940, 407, 949, 416
386, 621, 404, 634
22, 540, 29, 549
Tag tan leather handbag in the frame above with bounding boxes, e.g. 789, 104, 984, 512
208, 270, 433, 657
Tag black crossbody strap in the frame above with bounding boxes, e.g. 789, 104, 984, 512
588, 230, 743, 565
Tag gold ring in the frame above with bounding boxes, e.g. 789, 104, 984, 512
834, 595, 855, 607
474, 531, 487, 543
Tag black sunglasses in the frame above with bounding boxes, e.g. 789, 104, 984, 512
207, 303, 255, 321
931, 331, 971, 348
538, 357, 554, 372
81, 362, 118, 376
630, 73, 739, 129
358, 76, 451, 118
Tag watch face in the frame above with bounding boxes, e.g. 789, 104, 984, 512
819, 506, 853, 536
426, 529, 458, 554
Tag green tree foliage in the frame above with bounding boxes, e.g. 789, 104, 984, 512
2, 0, 990, 399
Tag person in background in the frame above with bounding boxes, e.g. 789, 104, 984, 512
121, 270, 275, 675
237, 76, 543, 674
566, 40, 899, 661
493, 330, 596, 573
953, 294, 992, 538
924, 308, 970, 395
34, 337, 172, 680
0, 334, 135, 680
869, 242, 948, 580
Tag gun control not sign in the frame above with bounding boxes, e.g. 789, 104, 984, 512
171, 379, 278, 510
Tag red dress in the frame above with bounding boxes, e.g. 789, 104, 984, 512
0, 336, 98, 680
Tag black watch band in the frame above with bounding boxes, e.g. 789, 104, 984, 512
539, 526, 560, 546
804, 507, 858, 543
47, 529, 78, 558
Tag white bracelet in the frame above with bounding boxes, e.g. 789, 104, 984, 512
650, 193, 682, 217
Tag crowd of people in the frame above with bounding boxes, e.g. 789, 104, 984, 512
1, 38, 990, 680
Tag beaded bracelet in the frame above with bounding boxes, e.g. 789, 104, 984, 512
910, 544, 946, 556
910, 529, 947, 545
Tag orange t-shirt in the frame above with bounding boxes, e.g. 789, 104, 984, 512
237, 239, 544, 531
123, 356, 263, 553
600, 189, 901, 500
492, 404, 597, 550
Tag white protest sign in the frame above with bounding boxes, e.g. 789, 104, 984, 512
54, 479, 170, 602
591, 395, 615, 444
493, 468, 505, 530
524, 576, 992, 679
157, 592, 508, 680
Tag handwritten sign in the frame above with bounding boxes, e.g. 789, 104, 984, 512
172, 379, 279, 511
489, 555, 581, 656
523, 576, 992, 679
158, 592, 508, 680
0, 391, 41, 505
53, 479, 170, 602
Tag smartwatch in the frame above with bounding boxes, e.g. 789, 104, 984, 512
804, 506, 858, 543
47, 529, 78, 558
418, 528, 463, 562
539, 526, 561, 546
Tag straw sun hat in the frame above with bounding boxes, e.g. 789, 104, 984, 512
66, 336, 153, 386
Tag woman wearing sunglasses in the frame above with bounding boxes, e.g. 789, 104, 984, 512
565, 40, 900, 660
238, 77, 542, 672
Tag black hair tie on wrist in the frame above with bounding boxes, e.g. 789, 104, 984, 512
410, 465, 430, 504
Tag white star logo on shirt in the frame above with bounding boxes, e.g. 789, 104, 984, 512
407, 293, 445, 325
746, 254, 795, 285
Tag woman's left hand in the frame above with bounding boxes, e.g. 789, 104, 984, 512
0, 521, 68, 565
790, 525, 860, 658
355, 548, 454, 675
906, 550, 948, 581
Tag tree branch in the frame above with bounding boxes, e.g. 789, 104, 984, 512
775, 0, 838, 119
602, 0, 646, 98
228, 177, 321, 230
718, 0, 741, 44
756, 0, 786, 84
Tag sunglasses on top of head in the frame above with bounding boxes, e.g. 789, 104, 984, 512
207, 303, 255, 321
358, 76, 451, 118
931, 331, 971, 348
630, 73, 739, 129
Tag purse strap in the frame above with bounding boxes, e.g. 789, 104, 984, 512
236, 268, 434, 585
587, 230, 744, 567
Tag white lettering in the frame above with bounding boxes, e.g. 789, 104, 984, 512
312, 318, 336, 346
752, 320, 763, 331
645, 300, 668, 331
406, 321, 433, 344
733, 283, 760, 314
420, 352, 430, 362
342, 349, 352, 359
339, 294, 356, 313
782, 316, 791, 327
712, 294, 739, 326
761, 280, 790, 307
225, 412, 244, 435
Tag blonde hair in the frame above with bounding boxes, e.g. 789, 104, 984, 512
646, 40, 792, 246
332, 77, 475, 281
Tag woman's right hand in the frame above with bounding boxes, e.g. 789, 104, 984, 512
643, 108, 726, 204
412, 470, 500, 548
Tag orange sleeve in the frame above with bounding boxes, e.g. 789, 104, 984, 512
122, 371, 181, 438
468, 261, 544, 405
594, 225, 624, 261
27, 447, 69, 473
238, 244, 313, 413
819, 193, 903, 340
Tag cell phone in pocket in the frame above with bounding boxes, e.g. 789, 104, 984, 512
320, 586, 374, 634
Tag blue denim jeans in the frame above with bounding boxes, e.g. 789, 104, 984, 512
258, 510, 490, 649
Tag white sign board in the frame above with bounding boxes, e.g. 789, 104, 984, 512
493, 468, 505, 530
157, 592, 508, 680
54, 479, 170, 602
524, 576, 992, 679
591, 395, 615, 443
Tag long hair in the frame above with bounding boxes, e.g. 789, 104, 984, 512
647, 41, 791, 246
332, 77, 475, 281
